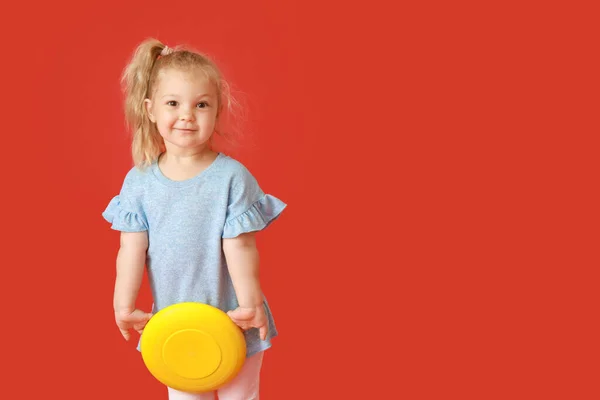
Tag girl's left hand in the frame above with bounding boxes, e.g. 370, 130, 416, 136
114, 309, 153, 341
227, 304, 268, 340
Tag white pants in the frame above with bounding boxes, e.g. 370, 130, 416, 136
167, 351, 264, 400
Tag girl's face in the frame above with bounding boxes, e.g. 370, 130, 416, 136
146, 68, 219, 154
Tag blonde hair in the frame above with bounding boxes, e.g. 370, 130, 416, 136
121, 38, 239, 168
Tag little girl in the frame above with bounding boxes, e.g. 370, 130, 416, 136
102, 38, 286, 400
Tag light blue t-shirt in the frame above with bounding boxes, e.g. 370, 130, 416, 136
102, 152, 286, 357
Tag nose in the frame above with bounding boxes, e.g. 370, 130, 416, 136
179, 107, 195, 122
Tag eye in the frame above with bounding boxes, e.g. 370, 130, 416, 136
197, 102, 209, 108
167, 100, 178, 106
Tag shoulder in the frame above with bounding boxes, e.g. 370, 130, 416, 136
124, 164, 152, 182
217, 153, 252, 175
217, 154, 257, 184
120, 164, 153, 195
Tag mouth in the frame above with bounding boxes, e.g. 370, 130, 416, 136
174, 128, 197, 132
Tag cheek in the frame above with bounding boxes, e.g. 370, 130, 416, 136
157, 112, 175, 125
205, 111, 219, 125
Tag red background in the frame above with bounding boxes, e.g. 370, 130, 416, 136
0, 1, 597, 399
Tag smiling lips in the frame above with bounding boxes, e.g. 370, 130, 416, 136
174, 128, 197, 132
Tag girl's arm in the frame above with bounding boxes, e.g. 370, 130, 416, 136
222, 232, 264, 307
113, 231, 152, 341
223, 232, 269, 340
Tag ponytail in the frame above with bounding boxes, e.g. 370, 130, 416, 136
121, 38, 166, 167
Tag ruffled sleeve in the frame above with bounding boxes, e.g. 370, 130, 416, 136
222, 165, 286, 239
223, 194, 286, 239
102, 195, 148, 232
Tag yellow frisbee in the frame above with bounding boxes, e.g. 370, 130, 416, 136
140, 302, 246, 393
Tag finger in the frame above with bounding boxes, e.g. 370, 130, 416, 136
120, 328, 130, 341
232, 319, 252, 330
259, 325, 268, 341
231, 319, 250, 330
133, 322, 147, 331
134, 319, 150, 328
229, 314, 253, 323
228, 310, 248, 320
131, 314, 152, 324
228, 309, 254, 320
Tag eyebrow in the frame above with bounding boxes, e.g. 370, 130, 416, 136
160, 93, 213, 99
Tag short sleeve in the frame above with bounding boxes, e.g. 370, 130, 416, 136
222, 166, 287, 239
102, 172, 148, 232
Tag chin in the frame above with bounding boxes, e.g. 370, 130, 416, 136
168, 138, 210, 150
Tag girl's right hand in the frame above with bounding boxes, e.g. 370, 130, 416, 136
227, 305, 269, 340
114, 309, 153, 341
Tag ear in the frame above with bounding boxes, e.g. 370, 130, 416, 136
144, 98, 156, 123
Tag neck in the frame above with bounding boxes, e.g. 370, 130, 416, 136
157, 145, 219, 182
160, 145, 215, 165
